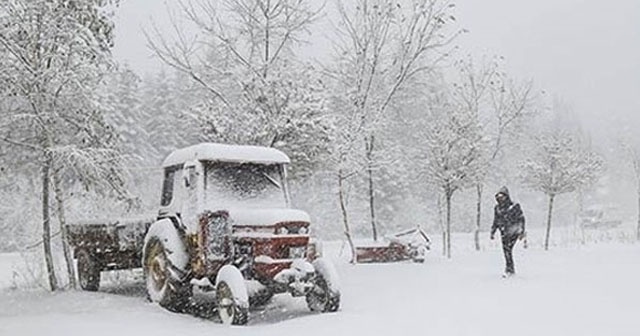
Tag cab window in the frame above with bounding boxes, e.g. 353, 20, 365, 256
161, 166, 181, 206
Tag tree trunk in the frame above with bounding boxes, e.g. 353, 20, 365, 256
474, 183, 482, 251
437, 194, 445, 256
338, 171, 357, 263
367, 166, 377, 241
577, 189, 585, 245
42, 157, 58, 291
53, 171, 77, 289
446, 191, 452, 259
263, 11, 270, 78
637, 188, 640, 242
366, 135, 377, 241
544, 193, 555, 250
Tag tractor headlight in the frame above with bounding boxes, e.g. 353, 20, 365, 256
299, 226, 308, 235
276, 226, 289, 235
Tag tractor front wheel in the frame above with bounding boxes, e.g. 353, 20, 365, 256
216, 265, 249, 325
306, 258, 340, 313
144, 239, 191, 312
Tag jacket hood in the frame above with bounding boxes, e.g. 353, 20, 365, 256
496, 186, 510, 198
496, 186, 512, 204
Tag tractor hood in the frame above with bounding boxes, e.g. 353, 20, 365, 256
226, 208, 311, 227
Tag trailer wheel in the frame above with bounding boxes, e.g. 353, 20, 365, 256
216, 265, 249, 325
306, 258, 340, 313
77, 249, 100, 291
144, 239, 191, 312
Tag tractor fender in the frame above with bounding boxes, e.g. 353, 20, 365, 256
312, 258, 341, 294
142, 218, 189, 275
216, 265, 249, 309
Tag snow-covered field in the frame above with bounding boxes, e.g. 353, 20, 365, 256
1, 237, 639, 336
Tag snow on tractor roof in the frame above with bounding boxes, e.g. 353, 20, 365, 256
162, 143, 291, 167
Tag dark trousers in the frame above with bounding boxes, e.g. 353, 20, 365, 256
501, 234, 518, 274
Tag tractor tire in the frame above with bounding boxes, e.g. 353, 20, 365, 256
143, 238, 191, 313
216, 265, 249, 325
77, 249, 100, 292
306, 258, 340, 313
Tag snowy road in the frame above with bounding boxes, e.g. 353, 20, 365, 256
1, 243, 639, 336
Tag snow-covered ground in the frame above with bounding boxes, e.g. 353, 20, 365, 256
1, 237, 639, 336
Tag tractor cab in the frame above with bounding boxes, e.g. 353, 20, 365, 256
158, 143, 294, 232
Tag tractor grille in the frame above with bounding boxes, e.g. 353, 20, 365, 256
202, 211, 232, 261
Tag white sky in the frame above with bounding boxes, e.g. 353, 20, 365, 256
113, 0, 640, 135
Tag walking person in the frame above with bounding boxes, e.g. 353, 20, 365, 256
490, 186, 526, 277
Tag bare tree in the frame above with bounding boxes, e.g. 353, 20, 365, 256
330, 0, 461, 244
620, 138, 640, 242
324, 96, 364, 263
479, 75, 535, 248
451, 56, 537, 251
520, 129, 604, 250
146, 0, 330, 179
0, 0, 128, 290
450, 56, 498, 250
419, 90, 484, 258
632, 149, 640, 242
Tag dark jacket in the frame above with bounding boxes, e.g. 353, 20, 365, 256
491, 187, 525, 238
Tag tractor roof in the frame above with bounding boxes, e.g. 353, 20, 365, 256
162, 143, 290, 168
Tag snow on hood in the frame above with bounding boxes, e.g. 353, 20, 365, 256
227, 208, 310, 227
